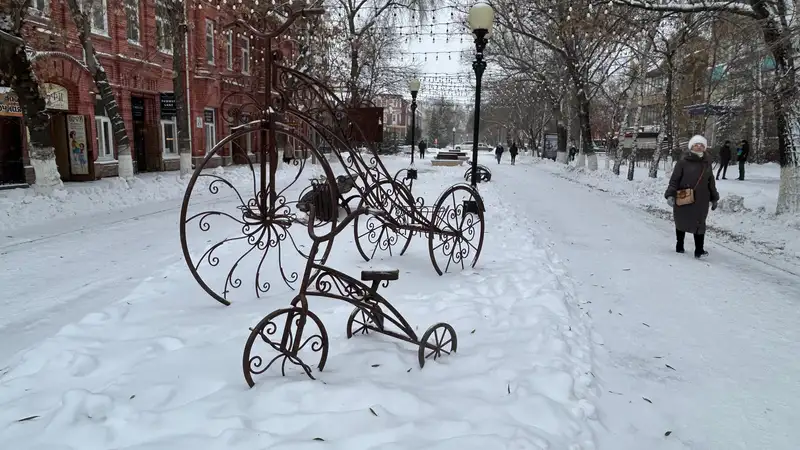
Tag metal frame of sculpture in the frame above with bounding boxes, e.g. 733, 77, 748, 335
176, 4, 476, 383
243, 205, 457, 386
464, 164, 492, 182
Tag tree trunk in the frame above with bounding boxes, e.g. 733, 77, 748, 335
612, 107, 630, 175
626, 83, 646, 181
173, 13, 192, 176
63, 0, 133, 179
755, 10, 800, 214
0, 37, 62, 191
649, 62, 674, 178
554, 100, 568, 163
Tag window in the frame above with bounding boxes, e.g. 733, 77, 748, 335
124, 0, 140, 43
155, 0, 172, 53
95, 116, 114, 160
161, 120, 177, 156
91, 0, 108, 35
241, 36, 250, 74
29, 0, 47, 17
226, 31, 233, 70
204, 109, 216, 153
205, 20, 215, 65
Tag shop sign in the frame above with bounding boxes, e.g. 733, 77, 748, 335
160, 92, 176, 118
0, 88, 22, 117
131, 97, 145, 120
0, 84, 69, 116
42, 83, 69, 110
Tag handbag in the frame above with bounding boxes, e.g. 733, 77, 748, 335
675, 168, 705, 206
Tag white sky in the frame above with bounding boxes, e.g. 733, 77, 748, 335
398, 5, 478, 104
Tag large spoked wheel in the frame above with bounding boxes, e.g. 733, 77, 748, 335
418, 322, 458, 368
179, 126, 338, 305
354, 180, 414, 262
242, 306, 330, 387
428, 184, 485, 275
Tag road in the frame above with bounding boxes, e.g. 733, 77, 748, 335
0, 193, 235, 364
491, 157, 800, 449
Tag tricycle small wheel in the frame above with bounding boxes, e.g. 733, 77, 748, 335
346, 306, 382, 338
418, 322, 457, 369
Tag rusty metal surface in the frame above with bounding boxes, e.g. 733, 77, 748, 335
176, 4, 481, 385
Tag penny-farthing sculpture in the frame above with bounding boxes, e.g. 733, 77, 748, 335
179, 8, 344, 306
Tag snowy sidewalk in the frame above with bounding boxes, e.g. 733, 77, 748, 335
0, 163, 600, 449
494, 157, 800, 449
533, 155, 800, 270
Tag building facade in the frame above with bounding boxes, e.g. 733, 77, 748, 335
0, 0, 264, 186
374, 94, 409, 144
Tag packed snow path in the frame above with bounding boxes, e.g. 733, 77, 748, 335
0, 194, 234, 363
496, 158, 800, 449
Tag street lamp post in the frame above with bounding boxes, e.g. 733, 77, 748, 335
468, 2, 494, 188
452, 127, 456, 148
408, 78, 420, 169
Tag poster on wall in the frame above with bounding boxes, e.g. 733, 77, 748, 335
66, 115, 89, 175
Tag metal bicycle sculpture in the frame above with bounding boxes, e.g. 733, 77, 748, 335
176, 4, 479, 383
243, 205, 458, 386
179, 13, 486, 307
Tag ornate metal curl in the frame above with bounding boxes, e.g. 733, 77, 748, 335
243, 306, 329, 386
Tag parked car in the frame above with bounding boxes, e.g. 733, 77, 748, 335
455, 142, 492, 152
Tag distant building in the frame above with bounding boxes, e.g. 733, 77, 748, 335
374, 94, 409, 144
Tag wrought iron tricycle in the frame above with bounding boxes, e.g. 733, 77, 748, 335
242, 204, 458, 385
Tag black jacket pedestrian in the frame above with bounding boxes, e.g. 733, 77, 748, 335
737, 140, 750, 162
509, 143, 518, 156
719, 142, 732, 163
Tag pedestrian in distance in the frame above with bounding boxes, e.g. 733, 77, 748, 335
716, 140, 732, 180
495, 143, 504, 164
736, 139, 749, 180
509, 142, 518, 165
665, 135, 720, 259
418, 139, 427, 159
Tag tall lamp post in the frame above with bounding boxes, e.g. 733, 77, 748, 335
452, 126, 456, 148
409, 78, 420, 168
468, 2, 493, 188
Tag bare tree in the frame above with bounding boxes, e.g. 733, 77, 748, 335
614, 0, 800, 214
330, 0, 433, 106
63, 0, 134, 179
492, 0, 634, 169
0, 0, 62, 191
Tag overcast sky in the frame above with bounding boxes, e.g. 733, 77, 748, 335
400, 6, 477, 103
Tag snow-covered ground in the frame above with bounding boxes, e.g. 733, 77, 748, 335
1, 153, 798, 449
0, 156, 599, 449
497, 155, 800, 449
536, 154, 800, 271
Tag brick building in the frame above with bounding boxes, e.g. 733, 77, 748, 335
0, 0, 266, 186
374, 94, 409, 143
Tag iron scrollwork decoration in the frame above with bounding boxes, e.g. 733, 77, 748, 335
242, 207, 460, 386
175, 3, 474, 385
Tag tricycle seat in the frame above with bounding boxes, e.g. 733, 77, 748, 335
360, 270, 400, 282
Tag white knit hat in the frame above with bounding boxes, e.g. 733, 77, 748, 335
687, 135, 707, 150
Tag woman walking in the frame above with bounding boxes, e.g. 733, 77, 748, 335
664, 135, 720, 258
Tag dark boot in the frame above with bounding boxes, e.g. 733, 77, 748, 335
694, 233, 708, 258
676, 230, 685, 253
